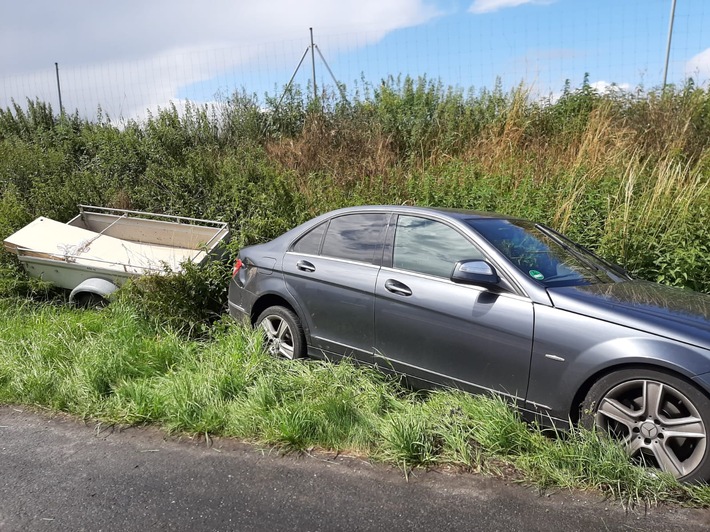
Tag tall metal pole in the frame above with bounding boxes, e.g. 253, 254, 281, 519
310, 27, 317, 100
662, 0, 677, 90
55, 62, 64, 115
275, 27, 345, 111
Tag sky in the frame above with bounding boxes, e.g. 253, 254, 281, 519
1, 0, 709, 121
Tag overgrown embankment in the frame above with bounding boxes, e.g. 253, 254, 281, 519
1, 298, 709, 506
1, 76, 709, 291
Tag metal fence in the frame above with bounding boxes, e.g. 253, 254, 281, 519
2, 0, 708, 121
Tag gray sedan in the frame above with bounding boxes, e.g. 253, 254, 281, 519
228, 206, 710, 482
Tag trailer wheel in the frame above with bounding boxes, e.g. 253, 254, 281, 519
73, 292, 107, 309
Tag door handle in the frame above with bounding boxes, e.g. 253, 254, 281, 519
384, 279, 412, 296
296, 260, 316, 272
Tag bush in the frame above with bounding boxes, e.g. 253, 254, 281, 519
117, 259, 231, 338
1, 79, 709, 294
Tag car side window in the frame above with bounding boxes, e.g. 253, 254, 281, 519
320, 213, 389, 264
292, 222, 326, 255
393, 216, 484, 278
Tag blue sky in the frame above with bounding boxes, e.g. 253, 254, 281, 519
2, 0, 709, 120
209, 0, 708, 100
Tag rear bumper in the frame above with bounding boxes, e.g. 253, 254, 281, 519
228, 300, 250, 324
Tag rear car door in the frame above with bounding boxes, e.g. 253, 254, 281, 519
283, 212, 389, 362
374, 215, 534, 400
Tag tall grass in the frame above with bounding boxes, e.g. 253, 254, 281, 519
1, 297, 709, 506
2, 77, 708, 290
1, 78, 710, 506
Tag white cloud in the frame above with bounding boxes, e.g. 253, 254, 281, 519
590, 81, 631, 94
468, 0, 555, 15
686, 48, 710, 80
543, 80, 631, 104
0, 0, 441, 120
0, 1, 439, 75
1, 44, 250, 122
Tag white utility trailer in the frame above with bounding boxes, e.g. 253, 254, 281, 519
3, 205, 230, 304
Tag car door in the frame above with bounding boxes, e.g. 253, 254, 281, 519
283, 212, 389, 362
374, 215, 535, 401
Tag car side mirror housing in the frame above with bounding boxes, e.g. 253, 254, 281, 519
451, 260, 500, 286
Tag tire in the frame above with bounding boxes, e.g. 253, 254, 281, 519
73, 292, 107, 309
255, 306, 306, 360
581, 368, 710, 483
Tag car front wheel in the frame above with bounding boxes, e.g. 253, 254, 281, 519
581, 368, 710, 483
256, 306, 306, 360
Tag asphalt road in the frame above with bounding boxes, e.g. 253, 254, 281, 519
1, 406, 709, 531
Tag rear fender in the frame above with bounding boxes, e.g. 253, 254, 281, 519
247, 274, 312, 340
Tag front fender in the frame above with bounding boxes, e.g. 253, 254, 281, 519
526, 305, 710, 421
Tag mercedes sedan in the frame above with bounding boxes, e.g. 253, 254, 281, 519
228, 206, 710, 482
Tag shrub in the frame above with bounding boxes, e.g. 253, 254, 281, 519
117, 259, 231, 338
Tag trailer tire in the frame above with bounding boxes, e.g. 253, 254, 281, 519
73, 292, 107, 308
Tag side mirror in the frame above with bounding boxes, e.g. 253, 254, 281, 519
451, 260, 500, 286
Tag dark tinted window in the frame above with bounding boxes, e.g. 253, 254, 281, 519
292, 222, 326, 255
321, 213, 388, 263
393, 216, 483, 277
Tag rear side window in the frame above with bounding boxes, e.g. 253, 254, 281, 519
320, 213, 388, 264
292, 222, 326, 255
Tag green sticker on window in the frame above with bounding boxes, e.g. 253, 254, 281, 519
529, 270, 545, 280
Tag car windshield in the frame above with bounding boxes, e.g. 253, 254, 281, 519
466, 218, 625, 287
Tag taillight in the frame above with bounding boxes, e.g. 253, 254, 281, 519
232, 258, 243, 278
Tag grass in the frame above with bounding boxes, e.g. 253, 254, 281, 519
1, 295, 709, 508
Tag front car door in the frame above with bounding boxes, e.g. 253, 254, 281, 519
374, 214, 535, 401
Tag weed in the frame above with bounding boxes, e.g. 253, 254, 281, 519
3, 78, 710, 292
2, 76, 710, 506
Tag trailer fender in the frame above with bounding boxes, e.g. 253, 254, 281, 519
69, 278, 119, 306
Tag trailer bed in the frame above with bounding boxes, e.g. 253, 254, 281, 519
5, 217, 207, 274
3, 205, 230, 295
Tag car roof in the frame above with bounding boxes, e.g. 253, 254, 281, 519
327, 205, 521, 221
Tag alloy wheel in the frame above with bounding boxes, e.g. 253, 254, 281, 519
595, 378, 707, 478
259, 314, 296, 359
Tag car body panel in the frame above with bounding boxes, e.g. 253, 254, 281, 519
526, 303, 710, 420
693, 371, 710, 391
374, 266, 534, 401
282, 252, 380, 362
547, 281, 710, 350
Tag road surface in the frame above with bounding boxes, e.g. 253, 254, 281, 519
1, 406, 708, 531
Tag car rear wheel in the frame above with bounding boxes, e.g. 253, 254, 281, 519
256, 306, 306, 360
581, 368, 710, 483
